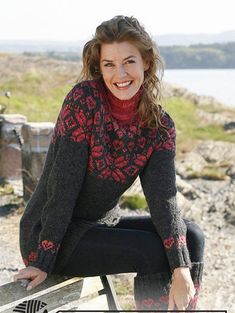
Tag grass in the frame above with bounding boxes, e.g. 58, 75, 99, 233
2, 88, 235, 155
120, 195, 147, 211
0, 54, 79, 122
0, 183, 14, 195
1, 73, 72, 122
185, 161, 233, 180
188, 169, 230, 180
162, 97, 235, 155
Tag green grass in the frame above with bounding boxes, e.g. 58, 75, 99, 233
0, 183, 14, 195
120, 195, 147, 210
1, 72, 74, 122
162, 97, 235, 155
188, 168, 230, 180
1, 77, 71, 122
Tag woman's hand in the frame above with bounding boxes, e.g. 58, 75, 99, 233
168, 267, 195, 311
13, 266, 47, 291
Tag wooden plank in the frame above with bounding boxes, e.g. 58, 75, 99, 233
0, 277, 84, 311
1, 279, 86, 313
0, 275, 121, 313
0, 275, 80, 306
80, 277, 103, 298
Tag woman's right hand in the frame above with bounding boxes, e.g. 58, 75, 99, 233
168, 267, 195, 310
13, 266, 47, 291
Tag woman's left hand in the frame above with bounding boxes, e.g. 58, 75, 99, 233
168, 267, 195, 311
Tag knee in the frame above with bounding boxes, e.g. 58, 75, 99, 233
186, 221, 205, 261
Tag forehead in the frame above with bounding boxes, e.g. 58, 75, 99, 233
100, 41, 142, 60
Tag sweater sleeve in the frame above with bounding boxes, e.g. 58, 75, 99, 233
30, 85, 92, 273
139, 112, 192, 271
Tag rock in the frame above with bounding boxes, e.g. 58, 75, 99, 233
176, 140, 235, 180
196, 140, 235, 164
223, 121, 235, 130
226, 165, 235, 179
197, 109, 235, 126
176, 174, 200, 200
162, 82, 225, 108
176, 151, 208, 178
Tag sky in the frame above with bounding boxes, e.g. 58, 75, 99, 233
0, 0, 235, 41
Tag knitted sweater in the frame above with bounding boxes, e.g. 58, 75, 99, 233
19, 79, 192, 274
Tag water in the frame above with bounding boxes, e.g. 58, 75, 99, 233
163, 69, 235, 108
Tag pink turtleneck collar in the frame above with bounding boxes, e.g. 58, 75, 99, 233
102, 80, 144, 125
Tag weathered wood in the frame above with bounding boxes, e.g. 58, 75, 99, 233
1, 279, 88, 313
79, 276, 103, 298
0, 275, 121, 313
0, 275, 79, 306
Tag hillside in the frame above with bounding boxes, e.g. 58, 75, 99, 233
160, 42, 235, 69
0, 53, 82, 122
1, 36, 235, 68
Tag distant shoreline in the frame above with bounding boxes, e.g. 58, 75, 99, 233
1, 40, 235, 70
164, 68, 235, 108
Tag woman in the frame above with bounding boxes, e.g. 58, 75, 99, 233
14, 15, 205, 311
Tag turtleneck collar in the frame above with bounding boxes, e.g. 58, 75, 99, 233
102, 80, 144, 125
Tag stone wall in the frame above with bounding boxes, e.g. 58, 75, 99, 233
0, 114, 54, 201
21, 122, 54, 201
0, 114, 27, 178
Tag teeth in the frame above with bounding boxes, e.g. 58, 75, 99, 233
116, 81, 131, 87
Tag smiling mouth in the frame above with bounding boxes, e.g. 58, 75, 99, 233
114, 81, 132, 88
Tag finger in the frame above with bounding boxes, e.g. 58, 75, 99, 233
20, 279, 31, 288
13, 269, 25, 281
13, 271, 32, 281
27, 274, 46, 291
176, 304, 186, 311
168, 294, 175, 310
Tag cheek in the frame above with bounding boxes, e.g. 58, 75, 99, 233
101, 71, 112, 84
133, 66, 145, 80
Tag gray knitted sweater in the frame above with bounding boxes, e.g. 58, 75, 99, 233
19, 79, 192, 274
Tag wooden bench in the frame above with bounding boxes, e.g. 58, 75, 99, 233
0, 275, 122, 313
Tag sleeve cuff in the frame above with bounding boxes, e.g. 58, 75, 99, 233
29, 250, 57, 274
166, 244, 192, 271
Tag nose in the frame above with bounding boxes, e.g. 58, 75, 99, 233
116, 65, 127, 77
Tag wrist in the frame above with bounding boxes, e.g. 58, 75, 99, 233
173, 266, 190, 277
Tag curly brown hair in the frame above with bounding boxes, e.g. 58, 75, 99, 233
78, 15, 166, 130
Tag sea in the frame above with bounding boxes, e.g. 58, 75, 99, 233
163, 69, 235, 108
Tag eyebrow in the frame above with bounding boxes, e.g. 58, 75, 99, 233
101, 55, 136, 63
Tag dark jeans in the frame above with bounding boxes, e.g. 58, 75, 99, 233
58, 215, 205, 277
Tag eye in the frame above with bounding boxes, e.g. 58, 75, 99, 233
125, 59, 135, 64
104, 63, 114, 67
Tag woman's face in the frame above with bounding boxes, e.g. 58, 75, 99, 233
100, 41, 149, 100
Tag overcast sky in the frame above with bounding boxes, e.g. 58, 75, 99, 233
0, 0, 235, 41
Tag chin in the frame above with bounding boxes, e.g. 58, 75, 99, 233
113, 90, 136, 100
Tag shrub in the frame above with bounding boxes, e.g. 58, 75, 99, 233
120, 195, 147, 210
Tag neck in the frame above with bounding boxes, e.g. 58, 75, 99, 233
102, 81, 144, 125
